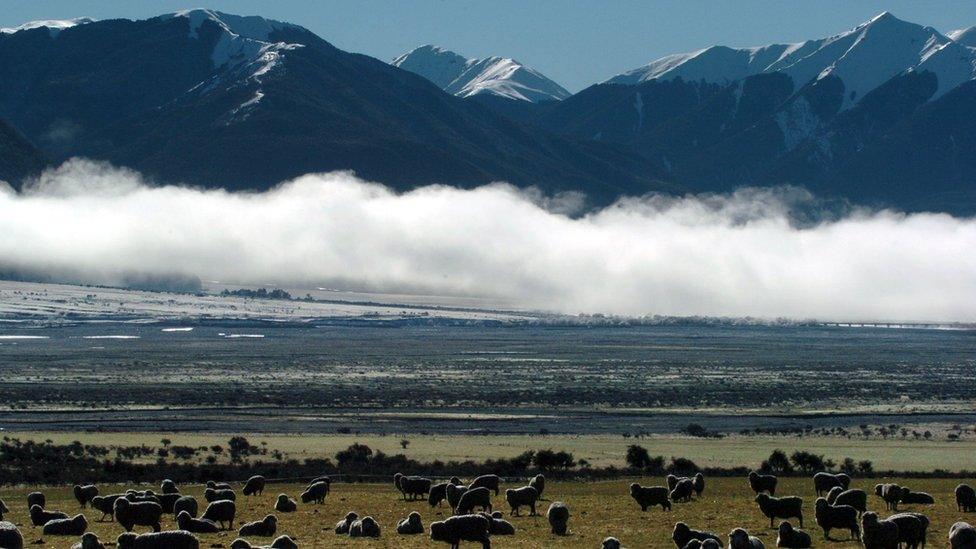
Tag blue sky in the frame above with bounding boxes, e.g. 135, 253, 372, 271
3, 0, 975, 92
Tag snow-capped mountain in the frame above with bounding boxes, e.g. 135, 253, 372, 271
949, 26, 976, 48
0, 17, 94, 37
392, 45, 570, 103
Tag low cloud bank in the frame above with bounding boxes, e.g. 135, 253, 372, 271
2, 159, 974, 321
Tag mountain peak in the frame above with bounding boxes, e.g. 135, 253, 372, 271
949, 26, 976, 48
0, 17, 95, 37
165, 8, 300, 41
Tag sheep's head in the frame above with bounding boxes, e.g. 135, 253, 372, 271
729, 528, 751, 549
755, 493, 770, 505
815, 497, 828, 511
748, 471, 758, 480
429, 521, 447, 542
862, 512, 879, 525
778, 521, 793, 535
116, 533, 137, 549
672, 522, 690, 541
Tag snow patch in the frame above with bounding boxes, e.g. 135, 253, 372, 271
775, 96, 821, 151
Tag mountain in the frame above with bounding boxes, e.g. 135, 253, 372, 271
949, 26, 976, 48
0, 10, 670, 201
0, 118, 46, 185
392, 45, 570, 103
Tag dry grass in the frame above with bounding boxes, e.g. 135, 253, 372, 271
0, 477, 970, 548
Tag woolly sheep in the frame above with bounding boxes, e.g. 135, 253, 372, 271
667, 474, 683, 491
776, 521, 811, 548
239, 514, 277, 537
729, 527, 764, 549
113, 499, 162, 533
242, 476, 266, 497
0, 500, 7, 521
206, 481, 232, 490
26, 492, 45, 510
71, 532, 105, 549
349, 516, 381, 538
888, 512, 928, 549
73, 485, 99, 508
482, 511, 515, 535
900, 488, 935, 505
397, 511, 424, 535
395, 474, 433, 500
204, 488, 236, 503
336, 512, 358, 534
274, 494, 297, 513
755, 494, 802, 529
748, 472, 777, 495
42, 513, 88, 535
950, 522, 976, 549
300, 481, 328, 504
446, 484, 468, 511
116, 531, 200, 549
958, 485, 976, 512
693, 473, 705, 497
230, 536, 298, 549
156, 494, 180, 514
176, 510, 219, 533
630, 483, 671, 511
469, 474, 501, 496
505, 485, 539, 516
429, 482, 449, 507
173, 496, 198, 519
875, 484, 903, 511
29, 504, 69, 526
825, 487, 867, 514
671, 478, 695, 503
0, 521, 23, 549
814, 497, 859, 540
308, 475, 331, 489
530, 474, 546, 499
201, 499, 236, 530
602, 538, 621, 549
91, 494, 124, 521
861, 512, 899, 549
547, 501, 570, 535
160, 480, 179, 495
449, 476, 463, 485
456, 487, 493, 515
813, 473, 850, 496
429, 514, 490, 549
124, 492, 159, 505
672, 522, 721, 548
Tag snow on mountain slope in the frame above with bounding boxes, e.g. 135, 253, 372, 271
949, 26, 976, 48
393, 45, 570, 102
0, 17, 94, 37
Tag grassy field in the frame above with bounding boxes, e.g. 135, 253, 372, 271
10, 431, 976, 471
0, 477, 970, 548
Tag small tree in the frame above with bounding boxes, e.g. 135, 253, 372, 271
857, 460, 874, 474
400, 439, 410, 450
761, 449, 793, 474
626, 445, 652, 470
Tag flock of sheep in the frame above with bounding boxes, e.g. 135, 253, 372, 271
1, 470, 975, 548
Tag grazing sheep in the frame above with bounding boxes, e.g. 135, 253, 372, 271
42, 514, 88, 535
156, 493, 180, 514
449, 476, 463, 485
29, 504, 69, 526
755, 494, 803, 528
729, 528, 764, 549
814, 498, 859, 541
26, 492, 45, 510
0, 521, 23, 549
456, 487, 493, 515
446, 484, 469, 511
73, 485, 99, 508
91, 494, 124, 521
958, 485, 976, 512
602, 538, 621, 549
672, 522, 721, 548
693, 473, 705, 497
71, 532, 105, 549
173, 496, 198, 519
116, 531, 200, 549
630, 483, 672, 512
0, 500, 7, 521
397, 511, 424, 535
429, 514, 491, 549
530, 474, 546, 499
776, 521, 811, 548
206, 481, 232, 490
900, 488, 935, 505
335, 512, 359, 535
470, 475, 502, 496
230, 536, 298, 549
160, 480, 179, 495
667, 474, 683, 491
113, 499, 162, 533
505, 486, 540, 516
300, 481, 328, 504
482, 512, 515, 535
825, 487, 867, 514
204, 488, 236, 503
124, 491, 160, 505
547, 501, 570, 535
813, 473, 850, 496
875, 484, 903, 511
671, 478, 695, 503
888, 513, 929, 549
274, 495, 297, 513
349, 516, 381, 538
242, 476, 266, 497
861, 512, 899, 549
177, 510, 219, 534
239, 514, 277, 537
950, 522, 976, 549
395, 474, 433, 500
429, 483, 449, 508
749, 472, 778, 496
308, 475, 332, 489
200, 499, 236, 530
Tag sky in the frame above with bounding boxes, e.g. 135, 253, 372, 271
3, 0, 975, 92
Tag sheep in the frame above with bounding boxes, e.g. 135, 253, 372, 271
242, 476, 266, 497
429, 514, 491, 549
349, 516, 381, 538
0, 521, 23, 549
874, 484, 903, 511
693, 473, 705, 497
0, 500, 7, 521
667, 474, 683, 491
90, 494, 124, 521
630, 483, 672, 512
73, 485, 99, 508
825, 487, 867, 514
683, 541, 721, 549
749, 472, 778, 495
959, 485, 976, 512
201, 499, 236, 530
335, 512, 359, 535
900, 488, 935, 505
29, 504, 69, 526
776, 521, 811, 548
861, 512, 899, 549
671, 478, 695, 503
125, 491, 160, 505
173, 496, 198, 519
397, 511, 424, 535
394, 474, 432, 500
160, 480, 179, 495
813, 472, 850, 496
547, 501, 570, 535
755, 494, 803, 529
470, 474, 501, 496
446, 484, 468, 511
113, 498, 162, 533
274, 494, 297, 513
230, 536, 298, 549
729, 528, 764, 549
530, 474, 546, 499
814, 497, 859, 540
308, 475, 331, 489
888, 512, 929, 549
505, 485, 539, 516
116, 531, 200, 549
238, 514, 277, 538
602, 538, 621, 549
672, 522, 721, 548
176, 510, 219, 533
204, 488, 236, 503
206, 481, 232, 490
42, 513, 88, 536
449, 476, 463, 485
429, 482, 450, 507
456, 486, 493, 515
300, 481, 328, 504
482, 511, 515, 535
71, 532, 105, 549
950, 522, 976, 549
26, 492, 45, 510
156, 493, 180, 514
